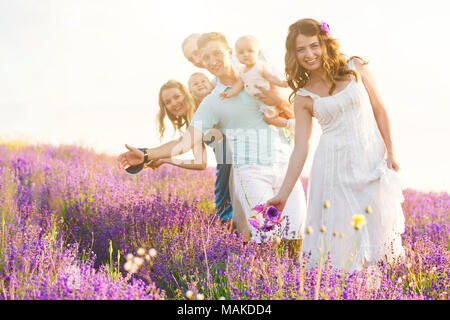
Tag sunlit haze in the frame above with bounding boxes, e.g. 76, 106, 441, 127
1, 0, 449, 192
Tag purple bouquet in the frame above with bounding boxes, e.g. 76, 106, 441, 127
248, 204, 284, 232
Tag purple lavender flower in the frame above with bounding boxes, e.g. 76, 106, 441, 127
260, 220, 276, 232
1, 142, 449, 301
264, 205, 280, 221
248, 218, 260, 230
251, 204, 264, 213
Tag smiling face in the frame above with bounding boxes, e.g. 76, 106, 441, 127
295, 34, 323, 71
188, 73, 213, 100
199, 40, 233, 78
161, 87, 187, 118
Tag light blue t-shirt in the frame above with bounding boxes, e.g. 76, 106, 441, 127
191, 81, 292, 166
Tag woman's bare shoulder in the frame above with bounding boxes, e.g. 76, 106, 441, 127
294, 93, 314, 114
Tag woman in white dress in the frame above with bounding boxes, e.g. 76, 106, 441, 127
267, 18, 405, 272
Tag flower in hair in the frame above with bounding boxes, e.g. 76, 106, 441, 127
320, 21, 330, 36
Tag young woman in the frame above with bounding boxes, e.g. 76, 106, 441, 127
149, 79, 235, 228
154, 79, 207, 170
267, 19, 405, 272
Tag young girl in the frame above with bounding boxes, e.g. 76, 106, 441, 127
220, 35, 295, 131
267, 19, 405, 273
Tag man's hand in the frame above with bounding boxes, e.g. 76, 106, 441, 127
117, 144, 145, 169
254, 84, 281, 106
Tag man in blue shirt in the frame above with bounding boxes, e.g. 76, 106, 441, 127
118, 32, 306, 249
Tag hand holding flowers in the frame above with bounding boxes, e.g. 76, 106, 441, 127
248, 204, 285, 232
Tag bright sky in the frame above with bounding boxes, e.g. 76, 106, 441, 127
1, 0, 449, 192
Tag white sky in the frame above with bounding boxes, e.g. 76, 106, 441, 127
0, 0, 449, 192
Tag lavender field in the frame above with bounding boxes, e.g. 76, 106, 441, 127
0, 141, 448, 300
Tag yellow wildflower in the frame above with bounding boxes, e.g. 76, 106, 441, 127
351, 214, 367, 230
274, 236, 282, 246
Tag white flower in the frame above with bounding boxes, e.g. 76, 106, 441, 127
124, 261, 133, 272
149, 248, 157, 258
129, 264, 139, 274
65, 264, 81, 291
196, 293, 205, 300
137, 248, 146, 256
133, 257, 144, 267
186, 290, 194, 299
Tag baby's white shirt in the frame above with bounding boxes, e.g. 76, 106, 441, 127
240, 60, 271, 97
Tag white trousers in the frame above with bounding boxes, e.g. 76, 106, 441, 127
231, 163, 307, 243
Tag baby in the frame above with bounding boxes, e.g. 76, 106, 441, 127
220, 35, 293, 130
188, 72, 214, 103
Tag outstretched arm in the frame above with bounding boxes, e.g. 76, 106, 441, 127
261, 64, 288, 88
151, 139, 207, 171
353, 58, 400, 171
266, 95, 313, 212
117, 126, 203, 170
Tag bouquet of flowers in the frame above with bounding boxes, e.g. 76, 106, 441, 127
248, 204, 284, 232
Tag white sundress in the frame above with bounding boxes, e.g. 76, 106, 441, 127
298, 60, 405, 272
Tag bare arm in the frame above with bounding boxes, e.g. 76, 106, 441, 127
264, 113, 288, 127
266, 95, 313, 211
254, 84, 295, 119
261, 64, 288, 88
117, 126, 203, 169
353, 58, 400, 171
152, 139, 207, 170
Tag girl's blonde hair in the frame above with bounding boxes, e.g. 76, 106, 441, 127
157, 80, 198, 140
285, 18, 364, 102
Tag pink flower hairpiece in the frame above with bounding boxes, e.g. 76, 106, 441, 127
320, 21, 330, 36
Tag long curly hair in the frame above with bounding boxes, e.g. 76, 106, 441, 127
157, 80, 198, 140
285, 18, 363, 102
